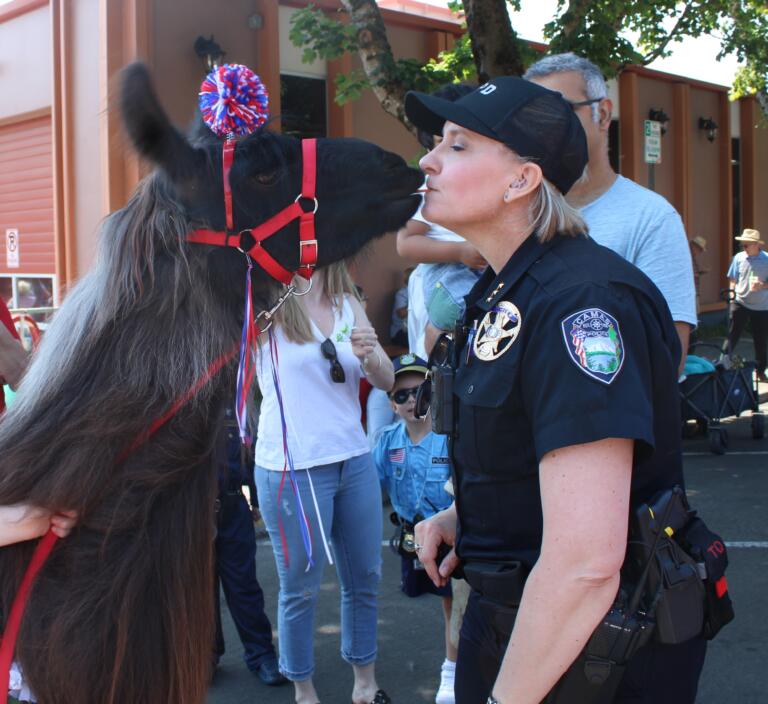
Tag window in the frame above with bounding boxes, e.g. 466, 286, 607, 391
0, 275, 57, 322
280, 74, 327, 139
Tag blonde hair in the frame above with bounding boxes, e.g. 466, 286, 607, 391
527, 175, 588, 242
273, 261, 360, 343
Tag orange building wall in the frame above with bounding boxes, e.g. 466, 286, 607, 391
0, 6, 52, 122
69, 0, 103, 279
151, 0, 261, 128
636, 76, 677, 205
687, 87, 723, 306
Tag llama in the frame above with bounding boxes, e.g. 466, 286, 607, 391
0, 63, 422, 704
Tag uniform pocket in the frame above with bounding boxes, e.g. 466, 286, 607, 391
422, 463, 452, 514
454, 358, 535, 476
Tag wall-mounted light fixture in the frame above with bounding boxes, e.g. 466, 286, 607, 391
194, 35, 226, 73
698, 117, 718, 143
648, 108, 670, 135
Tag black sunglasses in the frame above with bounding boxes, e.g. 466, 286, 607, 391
320, 338, 346, 384
567, 97, 605, 110
390, 386, 420, 405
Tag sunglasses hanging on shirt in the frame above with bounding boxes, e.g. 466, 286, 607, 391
320, 338, 346, 384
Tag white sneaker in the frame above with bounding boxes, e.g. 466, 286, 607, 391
435, 660, 456, 704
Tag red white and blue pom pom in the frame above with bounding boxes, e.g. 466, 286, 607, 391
199, 64, 269, 138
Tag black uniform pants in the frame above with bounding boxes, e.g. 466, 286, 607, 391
455, 590, 707, 704
214, 492, 276, 671
726, 302, 768, 373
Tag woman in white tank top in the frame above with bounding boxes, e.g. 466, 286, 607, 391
254, 262, 394, 704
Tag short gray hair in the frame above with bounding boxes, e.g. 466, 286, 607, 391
524, 53, 607, 123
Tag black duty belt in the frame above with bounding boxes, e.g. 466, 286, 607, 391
463, 560, 529, 607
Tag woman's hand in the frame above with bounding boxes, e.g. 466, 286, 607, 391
348, 297, 394, 390
415, 504, 459, 587
0, 504, 78, 546
350, 326, 378, 365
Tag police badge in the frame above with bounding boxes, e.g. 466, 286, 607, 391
561, 308, 624, 384
473, 301, 522, 361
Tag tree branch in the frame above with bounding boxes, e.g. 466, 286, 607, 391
340, 0, 411, 129
640, 1, 694, 66
560, 0, 592, 38
462, 0, 527, 81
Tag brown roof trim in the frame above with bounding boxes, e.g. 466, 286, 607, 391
623, 64, 729, 93
0, 0, 47, 24
280, 0, 463, 35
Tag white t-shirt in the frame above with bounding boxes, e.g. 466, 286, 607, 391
407, 264, 428, 360
581, 175, 697, 327
413, 199, 465, 243
254, 296, 369, 470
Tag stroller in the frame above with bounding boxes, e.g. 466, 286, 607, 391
680, 341, 765, 454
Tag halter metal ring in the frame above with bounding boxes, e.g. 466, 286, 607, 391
292, 276, 313, 296
294, 193, 319, 214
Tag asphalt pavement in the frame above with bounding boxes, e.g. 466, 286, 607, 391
208, 400, 768, 704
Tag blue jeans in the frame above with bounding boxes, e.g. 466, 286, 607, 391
255, 453, 383, 681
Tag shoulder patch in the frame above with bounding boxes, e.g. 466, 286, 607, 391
561, 308, 624, 384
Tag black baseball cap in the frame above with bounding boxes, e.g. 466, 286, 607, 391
392, 353, 429, 377
405, 77, 588, 194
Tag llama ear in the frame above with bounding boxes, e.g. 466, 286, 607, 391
119, 62, 201, 182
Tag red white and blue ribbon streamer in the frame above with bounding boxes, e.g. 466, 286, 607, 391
199, 63, 269, 137
234, 257, 257, 443
268, 329, 315, 570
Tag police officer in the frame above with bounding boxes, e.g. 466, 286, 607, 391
214, 407, 286, 686
406, 78, 706, 704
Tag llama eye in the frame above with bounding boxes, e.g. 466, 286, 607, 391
254, 171, 279, 186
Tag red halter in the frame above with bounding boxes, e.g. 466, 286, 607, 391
187, 138, 319, 285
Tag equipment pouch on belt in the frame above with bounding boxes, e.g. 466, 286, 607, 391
626, 486, 705, 644
676, 516, 734, 639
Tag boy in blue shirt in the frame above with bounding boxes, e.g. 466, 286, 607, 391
373, 354, 456, 704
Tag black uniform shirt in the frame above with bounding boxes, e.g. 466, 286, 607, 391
452, 232, 684, 568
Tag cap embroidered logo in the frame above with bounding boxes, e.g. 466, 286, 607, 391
479, 83, 497, 95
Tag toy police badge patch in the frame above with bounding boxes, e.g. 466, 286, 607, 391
561, 308, 624, 384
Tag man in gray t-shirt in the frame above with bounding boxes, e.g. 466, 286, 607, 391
726, 228, 768, 380
526, 54, 696, 374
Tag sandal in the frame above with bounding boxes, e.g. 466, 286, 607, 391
370, 691, 391, 704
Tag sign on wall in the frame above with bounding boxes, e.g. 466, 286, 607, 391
644, 120, 662, 164
5, 229, 19, 269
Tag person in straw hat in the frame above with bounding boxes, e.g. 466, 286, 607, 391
725, 228, 768, 381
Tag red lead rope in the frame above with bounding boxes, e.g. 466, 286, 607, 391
0, 531, 57, 701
